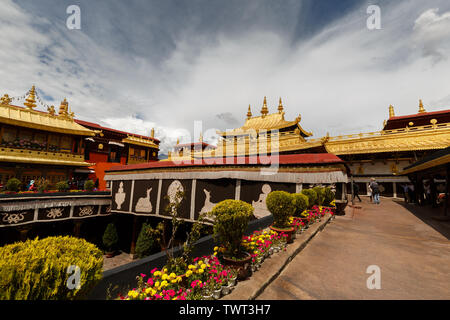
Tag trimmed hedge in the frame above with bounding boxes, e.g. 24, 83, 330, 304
292, 193, 309, 217
301, 189, 317, 209
313, 186, 325, 206
323, 187, 336, 206
6, 178, 21, 192
211, 199, 254, 256
266, 190, 295, 228
0, 236, 103, 300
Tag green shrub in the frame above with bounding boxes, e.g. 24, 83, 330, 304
292, 193, 309, 217
102, 223, 118, 252
35, 177, 50, 193
266, 191, 296, 229
211, 199, 254, 257
135, 223, 157, 259
84, 180, 95, 192
323, 187, 335, 206
55, 181, 69, 192
313, 186, 325, 206
301, 189, 317, 208
0, 236, 103, 300
6, 178, 21, 192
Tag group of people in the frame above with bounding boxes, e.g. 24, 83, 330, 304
352, 178, 381, 204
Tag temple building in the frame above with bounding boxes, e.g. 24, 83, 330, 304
325, 101, 450, 197
0, 86, 95, 187
0, 86, 160, 190
167, 134, 215, 162
75, 119, 160, 190
165, 97, 450, 198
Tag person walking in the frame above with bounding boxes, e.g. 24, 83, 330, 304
353, 183, 362, 202
367, 183, 373, 203
370, 178, 380, 205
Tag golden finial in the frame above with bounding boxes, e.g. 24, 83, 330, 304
418, 99, 426, 113
151, 128, 155, 138
58, 98, 69, 116
278, 97, 284, 113
199, 132, 203, 143
261, 96, 268, 116
24, 85, 37, 109
0, 94, 12, 105
47, 105, 56, 116
176, 137, 180, 145
247, 104, 252, 119
389, 105, 395, 118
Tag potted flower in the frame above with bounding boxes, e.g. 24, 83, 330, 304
266, 191, 296, 243
211, 199, 254, 280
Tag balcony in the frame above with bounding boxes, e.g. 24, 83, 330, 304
0, 146, 91, 166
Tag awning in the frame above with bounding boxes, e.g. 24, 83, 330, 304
398, 147, 450, 175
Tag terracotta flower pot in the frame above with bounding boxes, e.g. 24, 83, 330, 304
269, 225, 295, 243
222, 252, 252, 280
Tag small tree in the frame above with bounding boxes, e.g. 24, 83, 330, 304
55, 181, 69, 192
266, 191, 296, 229
212, 199, 254, 258
35, 177, 50, 193
135, 223, 160, 259
84, 180, 95, 192
6, 178, 21, 192
292, 193, 309, 217
301, 189, 317, 209
313, 186, 325, 206
102, 223, 119, 253
323, 187, 336, 207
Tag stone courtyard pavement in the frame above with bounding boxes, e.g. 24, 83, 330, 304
256, 198, 450, 300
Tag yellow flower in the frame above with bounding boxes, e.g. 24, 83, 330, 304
145, 287, 152, 295
155, 281, 160, 288
169, 272, 176, 279
176, 276, 182, 282
162, 274, 169, 280
163, 268, 168, 273
161, 280, 168, 287
153, 271, 161, 277
213, 246, 219, 251
186, 270, 193, 277
188, 264, 195, 270
171, 279, 177, 284
197, 268, 204, 274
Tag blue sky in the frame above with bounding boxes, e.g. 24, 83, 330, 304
1, 0, 450, 153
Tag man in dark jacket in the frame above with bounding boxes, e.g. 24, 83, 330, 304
353, 183, 362, 202
370, 178, 380, 204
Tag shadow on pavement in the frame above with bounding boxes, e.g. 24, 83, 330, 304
395, 199, 450, 240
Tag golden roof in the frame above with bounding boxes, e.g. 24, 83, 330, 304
0, 92, 95, 136
324, 123, 450, 155
219, 97, 312, 137
122, 135, 159, 149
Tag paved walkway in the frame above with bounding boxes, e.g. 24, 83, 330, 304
256, 198, 450, 300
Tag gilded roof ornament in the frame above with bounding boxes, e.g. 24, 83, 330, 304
0, 94, 12, 105
151, 128, 155, 138
247, 104, 252, 119
261, 96, 269, 117
389, 105, 395, 118
47, 105, 56, 116
59, 98, 69, 116
278, 97, 284, 113
24, 85, 37, 109
418, 99, 426, 113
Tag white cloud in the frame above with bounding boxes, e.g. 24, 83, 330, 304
1, 0, 450, 155
413, 8, 450, 63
